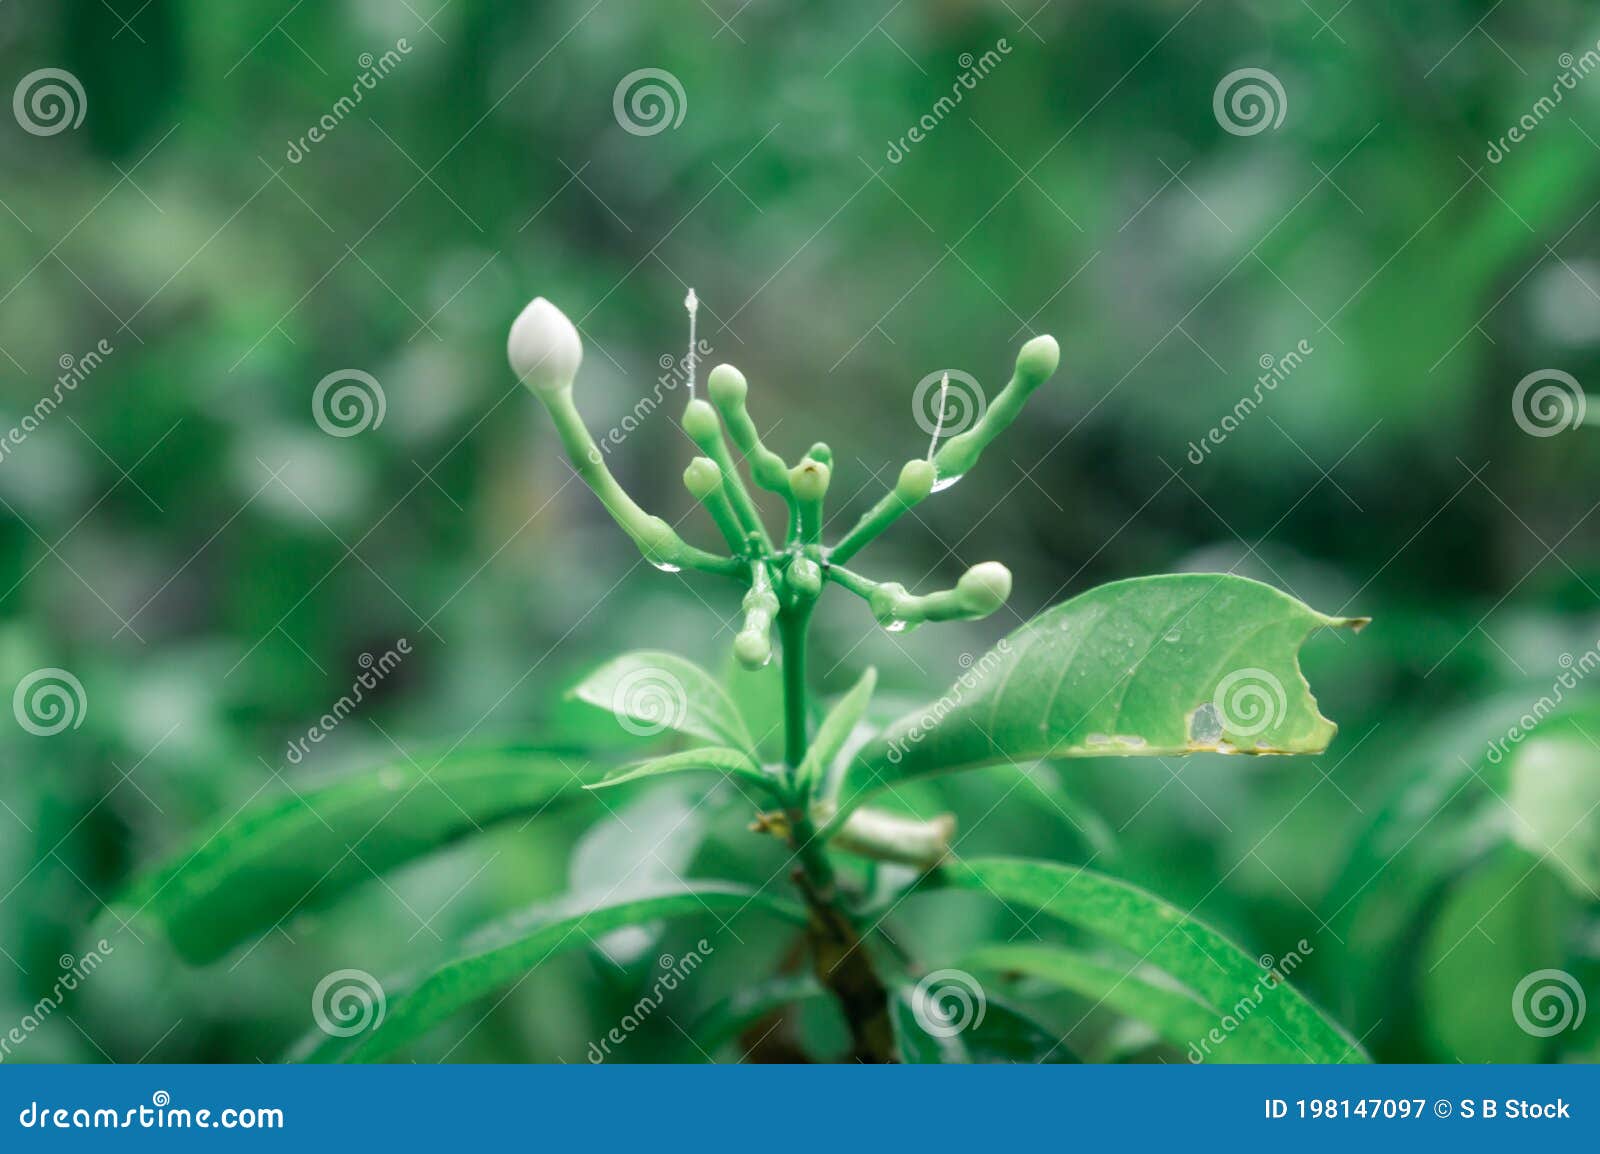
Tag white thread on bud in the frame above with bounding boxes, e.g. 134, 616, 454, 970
684, 288, 699, 399
928, 371, 950, 459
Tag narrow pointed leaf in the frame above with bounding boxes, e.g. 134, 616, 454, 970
925, 857, 1365, 1063
571, 651, 754, 753
963, 943, 1292, 1063
830, 574, 1363, 821
116, 746, 585, 965
890, 987, 1075, 1063
797, 667, 876, 797
584, 746, 781, 798
297, 882, 805, 1062
694, 973, 825, 1055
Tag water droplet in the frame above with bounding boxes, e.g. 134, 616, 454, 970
650, 561, 682, 573
930, 473, 963, 493
1163, 630, 1182, 643
885, 619, 909, 633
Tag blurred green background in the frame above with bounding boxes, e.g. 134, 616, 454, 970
2, 0, 1599, 1063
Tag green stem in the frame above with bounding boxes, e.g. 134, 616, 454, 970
778, 605, 812, 771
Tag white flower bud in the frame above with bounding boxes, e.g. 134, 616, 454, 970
508, 297, 582, 397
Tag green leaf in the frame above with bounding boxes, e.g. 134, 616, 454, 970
295, 882, 805, 1062
1419, 846, 1574, 1063
1507, 734, 1600, 899
962, 943, 1283, 1063
584, 746, 781, 798
829, 574, 1363, 822
693, 973, 826, 1055
116, 746, 584, 965
924, 857, 1365, 1064
570, 651, 755, 753
797, 667, 876, 797
890, 984, 1075, 1063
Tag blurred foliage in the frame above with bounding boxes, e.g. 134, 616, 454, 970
1, 0, 1599, 1063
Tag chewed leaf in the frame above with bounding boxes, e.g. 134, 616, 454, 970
570, 651, 754, 753
826, 574, 1363, 821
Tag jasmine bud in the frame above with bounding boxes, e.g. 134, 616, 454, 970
895, 458, 935, 502
507, 297, 582, 397
683, 456, 723, 500
807, 442, 833, 468
707, 363, 748, 408
1015, 334, 1061, 384
956, 561, 1012, 616
683, 398, 721, 442
789, 457, 831, 503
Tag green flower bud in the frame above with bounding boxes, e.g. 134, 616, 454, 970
734, 630, 772, 669
895, 458, 936, 502
707, 363, 748, 408
956, 561, 1012, 615
507, 297, 582, 397
807, 442, 833, 467
682, 456, 723, 500
788, 555, 823, 598
1016, 334, 1060, 384
789, 457, 831, 502
682, 398, 721, 442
